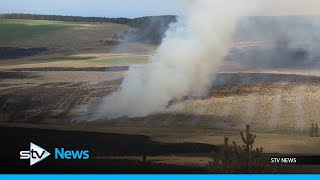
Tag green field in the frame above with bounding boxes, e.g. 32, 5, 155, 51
0, 19, 154, 68
0, 19, 131, 48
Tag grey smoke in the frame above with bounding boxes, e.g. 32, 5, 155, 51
230, 16, 320, 68
84, 0, 320, 121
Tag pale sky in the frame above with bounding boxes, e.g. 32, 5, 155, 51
0, 0, 180, 18
2, 0, 320, 18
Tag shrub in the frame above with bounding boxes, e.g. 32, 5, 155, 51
309, 123, 319, 137
315, 123, 319, 137
208, 125, 273, 173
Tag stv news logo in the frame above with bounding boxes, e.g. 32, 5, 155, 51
20, 142, 51, 166
20, 142, 90, 166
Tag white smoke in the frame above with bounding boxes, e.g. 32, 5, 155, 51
260, 0, 320, 16
85, 0, 320, 121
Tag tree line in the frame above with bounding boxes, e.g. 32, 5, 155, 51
0, 13, 176, 29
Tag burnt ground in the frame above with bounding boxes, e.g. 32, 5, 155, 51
1, 126, 319, 174
0, 69, 320, 174
0, 126, 214, 174
0, 70, 123, 123
1, 70, 320, 124
0, 47, 48, 59
0, 80, 113, 123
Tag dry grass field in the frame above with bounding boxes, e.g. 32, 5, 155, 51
1, 19, 320, 173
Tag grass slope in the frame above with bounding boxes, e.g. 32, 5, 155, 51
0, 19, 130, 48
0, 19, 154, 68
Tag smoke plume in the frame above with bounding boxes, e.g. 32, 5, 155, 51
84, 0, 320, 121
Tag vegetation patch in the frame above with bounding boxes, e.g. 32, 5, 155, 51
208, 125, 274, 174
0, 19, 74, 44
0, 19, 130, 49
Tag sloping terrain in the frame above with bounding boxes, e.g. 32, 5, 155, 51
0, 17, 320, 162
0, 19, 130, 49
1, 68, 320, 134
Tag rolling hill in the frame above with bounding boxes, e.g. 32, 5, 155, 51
0, 19, 131, 49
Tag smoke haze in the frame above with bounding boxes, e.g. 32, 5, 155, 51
84, 0, 320, 121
